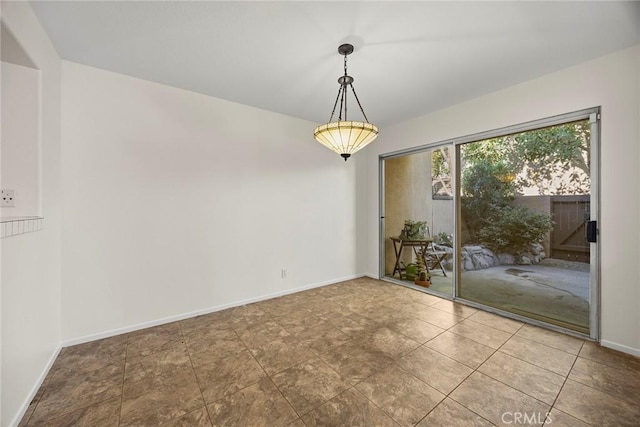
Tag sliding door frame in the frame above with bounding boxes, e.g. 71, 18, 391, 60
379, 107, 600, 340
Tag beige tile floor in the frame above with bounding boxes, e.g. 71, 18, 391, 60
19, 278, 640, 426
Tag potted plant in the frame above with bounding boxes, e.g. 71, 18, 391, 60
414, 249, 431, 287
403, 220, 427, 240
401, 262, 419, 281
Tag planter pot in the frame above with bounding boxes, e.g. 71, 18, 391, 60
414, 278, 431, 288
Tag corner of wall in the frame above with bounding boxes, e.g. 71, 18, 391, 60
1, 1, 63, 426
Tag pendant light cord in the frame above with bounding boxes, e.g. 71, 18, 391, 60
350, 83, 370, 123
328, 87, 342, 123
326, 48, 371, 124
342, 54, 348, 121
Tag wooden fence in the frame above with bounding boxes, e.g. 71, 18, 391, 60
550, 195, 590, 263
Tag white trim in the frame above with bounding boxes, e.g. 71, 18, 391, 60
600, 340, 640, 357
364, 272, 380, 280
61, 274, 362, 347
11, 345, 62, 427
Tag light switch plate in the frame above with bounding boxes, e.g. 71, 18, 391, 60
1, 189, 15, 207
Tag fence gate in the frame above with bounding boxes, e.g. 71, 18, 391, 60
550, 195, 590, 263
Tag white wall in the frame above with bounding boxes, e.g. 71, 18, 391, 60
0, 2, 62, 426
360, 45, 640, 355
60, 61, 359, 342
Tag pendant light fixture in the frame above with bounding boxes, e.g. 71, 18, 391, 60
313, 44, 379, 161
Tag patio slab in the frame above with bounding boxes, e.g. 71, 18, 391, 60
389, 260, 590, 333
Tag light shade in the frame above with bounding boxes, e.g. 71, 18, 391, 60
313, 121, 379, 160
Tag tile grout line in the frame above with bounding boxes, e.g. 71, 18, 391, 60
564, 357, 640, 407
345, 385, 402, 426
208, 310, 330, 425
469, 321, 564, 406
481, 320, 587, 374
37, 338, 130, 425
383, 360, 463, 426
20, 379, 46, 426
261, 327, 315, 413
276, 297, 401, 424
255, 302, 384, 426
513, 328, 585, 356
179, 322, 216, 426
427, 324, 521, 426
232, 313, 307, 424
342, 323, 469, 427
460, 314, 524, 335
543, 340, 595, 426
273, 307, 375, 421
413, 360, 491, 426
117, 335, 129, 427
577, 344, 640, 371
437, 318, 591, 426
410, 318, 525, 425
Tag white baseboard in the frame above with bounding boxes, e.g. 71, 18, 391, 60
11, 344, 62, 427
62, 274, 364, 347
600, 340, 640, 357
363, 272, 380, 279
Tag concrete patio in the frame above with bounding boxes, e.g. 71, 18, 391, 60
399, 259, 590, 334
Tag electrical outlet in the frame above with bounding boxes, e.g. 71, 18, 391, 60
281, 269, 287, 279
1, 189, 15, 207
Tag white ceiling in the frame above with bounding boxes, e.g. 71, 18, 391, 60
30, 1, 639, 126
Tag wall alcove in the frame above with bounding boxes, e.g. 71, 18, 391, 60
1, 22, 43, 238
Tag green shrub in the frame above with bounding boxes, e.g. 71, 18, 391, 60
461, 160, 517, 242
477, 205, 553, 253
461, 158, 553, 252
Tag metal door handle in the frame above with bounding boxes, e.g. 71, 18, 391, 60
586, 221, 597, 243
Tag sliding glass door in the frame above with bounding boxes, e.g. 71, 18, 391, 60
457, 116, 597, 335
381, 144, 455, 296
380, 108, 599, 338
